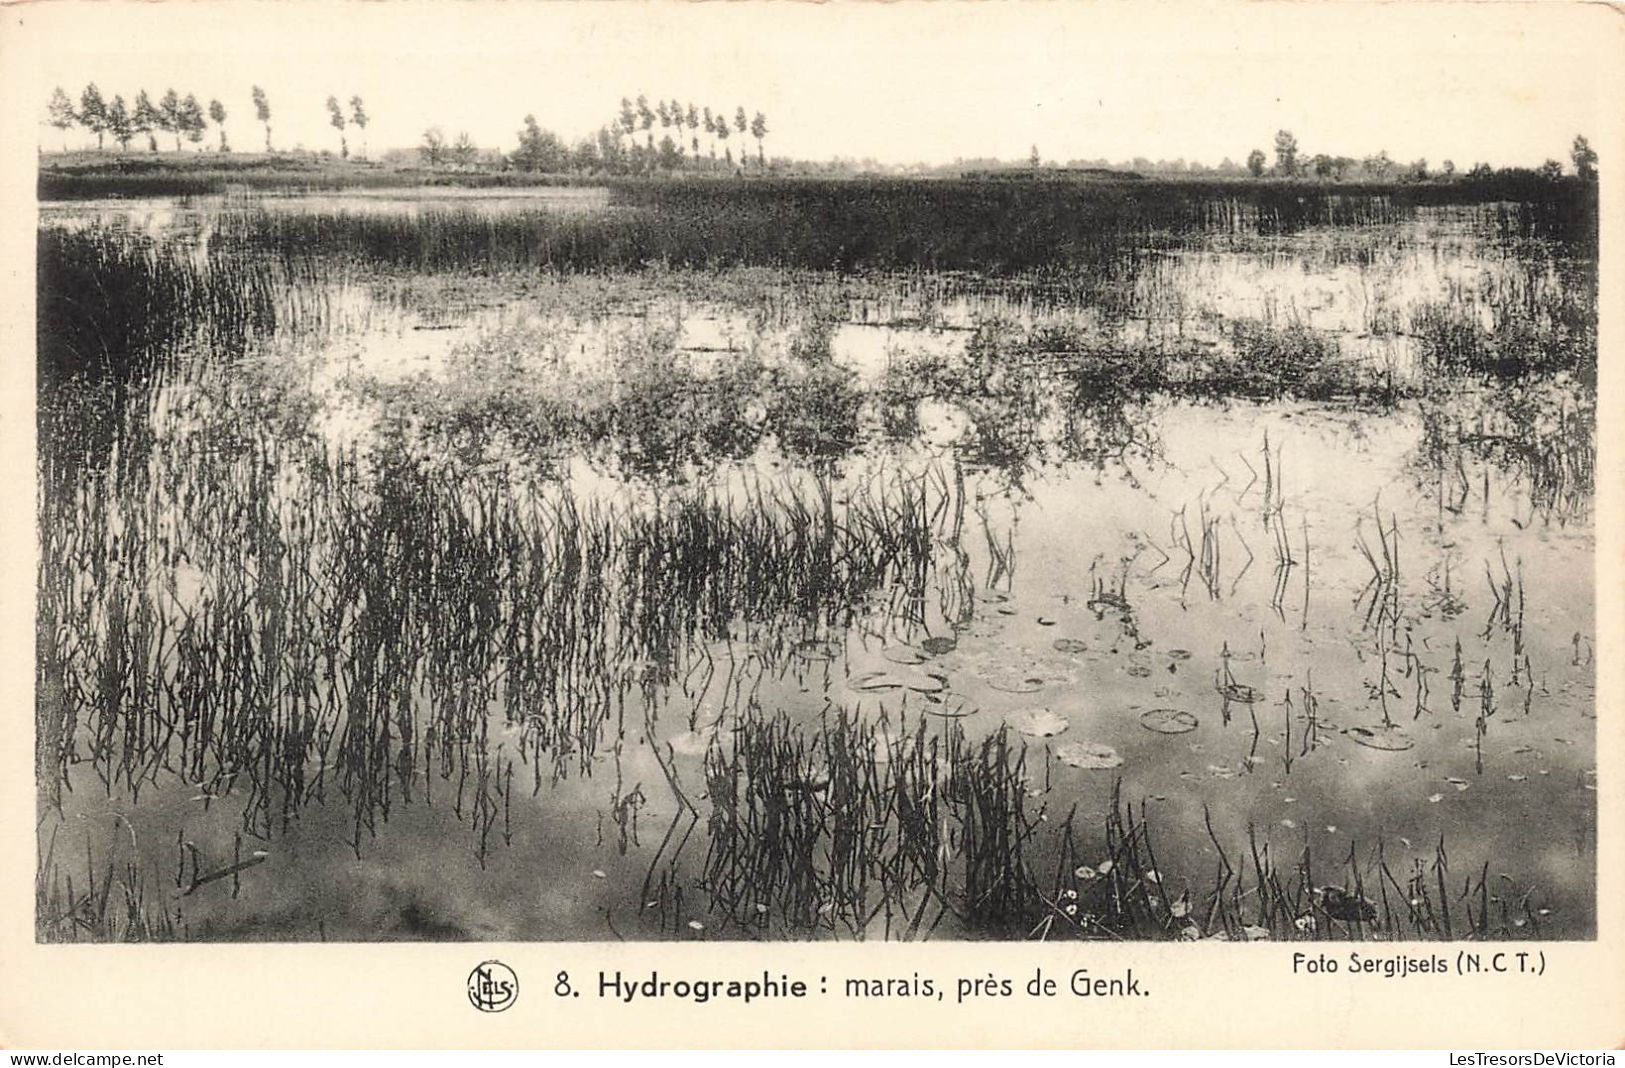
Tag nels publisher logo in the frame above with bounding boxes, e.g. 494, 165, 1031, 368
467, 960, 519, 1013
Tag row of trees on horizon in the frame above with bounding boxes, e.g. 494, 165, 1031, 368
415, 95, 770, 176
45, 85, 1597, 182
47, 83, 767, 175
46, 84, 367, 157
500, 96, 769, 175
1235, 129, 1598, 183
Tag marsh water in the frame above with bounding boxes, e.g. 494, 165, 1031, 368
37, 186, 1596, 941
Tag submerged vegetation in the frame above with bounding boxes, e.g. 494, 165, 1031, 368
36, 177, 1598, 942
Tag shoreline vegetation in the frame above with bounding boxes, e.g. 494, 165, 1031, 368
39, 148, 1600, 219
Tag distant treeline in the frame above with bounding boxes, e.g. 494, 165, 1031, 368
45, 83, 367, 157
409, 94, 770, 176
973, 130, 1600, 185
40, 83, 1599, 190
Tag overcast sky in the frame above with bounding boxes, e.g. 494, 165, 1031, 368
14, 1, 1618, 167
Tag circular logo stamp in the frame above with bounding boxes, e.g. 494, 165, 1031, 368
467, 960, 519, 1013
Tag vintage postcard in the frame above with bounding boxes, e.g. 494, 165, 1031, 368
0, 0, 1620, 1049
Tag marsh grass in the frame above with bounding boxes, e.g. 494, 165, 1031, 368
204, 176, 1597, 277
1412, 276, 1596, 385
38, 228, 282, 391
680, 708, 1550, 942
1413, 378, 1594, 527
37, 373, 955, 857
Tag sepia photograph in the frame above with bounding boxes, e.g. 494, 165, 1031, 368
22, 0, 1609, 951
5, 0, 1623, 1048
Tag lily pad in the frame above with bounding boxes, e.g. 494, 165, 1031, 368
1007, 707, 1069, 737
1140, 708, 1199, 735
1055, 742, 1124, 770
853, 668, 949, 694
1216, 681, 1260, 703
848, 671, 903, 693
1343, 725, 1415, 752
1052, 637, 1088, 654
985, 669, 1046, 693
882, 645, 927, 665
906, 670, 950, 694
1167, 649, 1192, 661
920, 636, 958, 655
